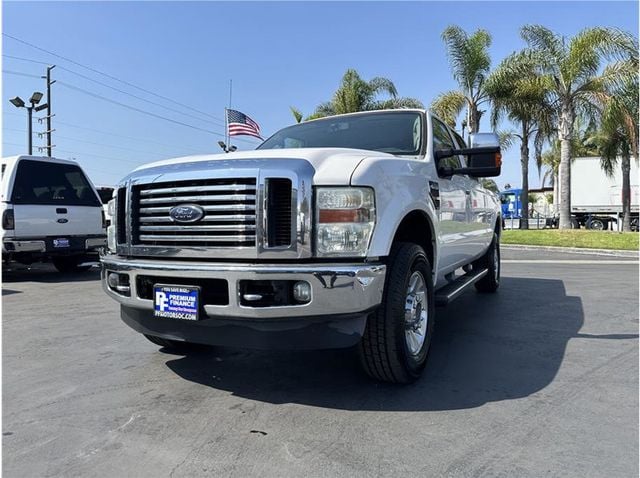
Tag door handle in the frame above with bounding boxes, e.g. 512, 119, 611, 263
56, 208, 68, 214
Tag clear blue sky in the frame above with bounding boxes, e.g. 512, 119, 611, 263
2, 1, 638, 189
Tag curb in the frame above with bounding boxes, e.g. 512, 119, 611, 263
501, 244, 639, 258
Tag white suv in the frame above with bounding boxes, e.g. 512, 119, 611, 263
2, 155, 106, 272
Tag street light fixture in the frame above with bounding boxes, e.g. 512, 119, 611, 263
217, 140, 236, 153
30, 92, 44, 104
9, 91, 47, 155
9, 96, 25, 108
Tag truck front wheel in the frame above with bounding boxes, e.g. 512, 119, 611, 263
359, 242, 435, 384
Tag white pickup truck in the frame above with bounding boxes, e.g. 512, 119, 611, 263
102, 109, 502, 383
2, 155, 107, 272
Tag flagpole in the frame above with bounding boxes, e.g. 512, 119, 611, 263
227, 79, 233, 150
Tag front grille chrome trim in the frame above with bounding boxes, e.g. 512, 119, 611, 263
139, 194, 256, 205
117, 158, 315, 259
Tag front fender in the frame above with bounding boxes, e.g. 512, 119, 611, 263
350, 158, 438, 259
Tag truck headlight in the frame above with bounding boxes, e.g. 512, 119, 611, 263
315, 187, 375, 257
107, 199, 116, 252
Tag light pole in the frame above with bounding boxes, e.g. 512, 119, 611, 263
9, 92, 48, 155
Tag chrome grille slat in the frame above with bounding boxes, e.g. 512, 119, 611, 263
132, 178, 258, 248
139, 194, 255, 205
138, 234, 254, 242
140, 225, 256, 232
140, 184, 255, 196
139, 204, 255, 214
138, 215, 254, 223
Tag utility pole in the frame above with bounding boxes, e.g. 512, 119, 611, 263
44, 65, 56, 157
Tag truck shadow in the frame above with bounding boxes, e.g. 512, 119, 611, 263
2, 264, 101, 284
164, 277, 603, 411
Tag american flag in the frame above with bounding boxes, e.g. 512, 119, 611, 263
226, 109, 262, 139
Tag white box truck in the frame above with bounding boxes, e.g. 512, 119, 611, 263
570, 157, 639, 230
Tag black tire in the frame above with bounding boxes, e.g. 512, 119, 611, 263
586, 218, 606, 230
143, 334, 209, 353
570, 217, 580, 229
52, 256, 92, 273
358, 242, 435, 384
474, 232, 500, 293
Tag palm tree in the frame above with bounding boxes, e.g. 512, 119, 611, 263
291, 69, 423, 122
485, 52, 554, 229
431, 26, 492, 132
587, 67, 639, 231
520, 25, 637, 229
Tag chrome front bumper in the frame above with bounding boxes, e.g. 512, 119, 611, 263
101, 255, 386, 319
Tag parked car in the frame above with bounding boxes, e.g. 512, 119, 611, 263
101, 109, 502, 383
1, 155, 106, 272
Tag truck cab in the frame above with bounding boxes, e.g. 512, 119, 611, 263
101, 109, 502, 383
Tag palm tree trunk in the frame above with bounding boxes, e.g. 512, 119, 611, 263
520, 125, 530, 230
553, 172, 559, 216
621, 152, 631, 232
469, 100, 481, 134
558, 103, 574, 229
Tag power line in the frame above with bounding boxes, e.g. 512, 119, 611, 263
2, 54, 50, 65
4, 127, 193, 158
3, 33, 225, 123
57, 80, 225, 136
54, 65, 224, 126
3, 69, 41, 79
4, 111, 204, 153
56, 80, 256, 144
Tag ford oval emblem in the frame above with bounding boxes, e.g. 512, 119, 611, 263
57, 218, 69, 224
169, 204, 205, 223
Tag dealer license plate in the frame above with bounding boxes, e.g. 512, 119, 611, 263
53, 238, 70, 248
153, 284, 200, 321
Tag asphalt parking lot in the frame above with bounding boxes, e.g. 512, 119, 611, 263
2, 249, 638, 477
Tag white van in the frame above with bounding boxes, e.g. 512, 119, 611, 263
1, 155, 106, 272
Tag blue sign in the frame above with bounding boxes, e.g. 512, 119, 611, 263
154, 285, 200, 320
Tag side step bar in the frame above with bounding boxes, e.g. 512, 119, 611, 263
435, 268, 488, 306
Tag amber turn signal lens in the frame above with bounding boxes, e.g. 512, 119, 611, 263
318, 208, 372, 223
495, 152, 502, 167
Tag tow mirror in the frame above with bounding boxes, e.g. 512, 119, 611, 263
435, 132, 502, 178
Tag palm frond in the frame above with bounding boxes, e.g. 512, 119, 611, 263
290, 106, 304, 123
367, 77, 398, 98
430, 90, 466, 127
372, 97, 424, 110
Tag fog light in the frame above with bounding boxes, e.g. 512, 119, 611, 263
293, 281, 311, 303
107, 272, 130, 295
107, 272, 119, 289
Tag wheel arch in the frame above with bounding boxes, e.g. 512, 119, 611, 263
389, 210, 436, 270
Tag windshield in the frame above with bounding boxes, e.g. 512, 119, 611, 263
257, 111, 423, 155
11, 160, 101, 207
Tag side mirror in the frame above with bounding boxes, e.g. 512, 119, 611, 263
469, 132, 499, 149
435, 132, 502, 178
466, 132, 502, 177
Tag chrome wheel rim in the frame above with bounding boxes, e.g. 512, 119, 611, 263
494, 241, 500, 281
404, 271, 428, 356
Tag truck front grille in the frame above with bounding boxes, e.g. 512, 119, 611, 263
131, 178, 257, 247
266, 178, 292, 247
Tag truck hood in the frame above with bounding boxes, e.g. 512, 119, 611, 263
121, 148, 394, 186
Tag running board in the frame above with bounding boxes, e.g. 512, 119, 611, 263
435, 268, 488, 306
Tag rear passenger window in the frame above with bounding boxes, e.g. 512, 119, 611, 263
10, 160, 100, 206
